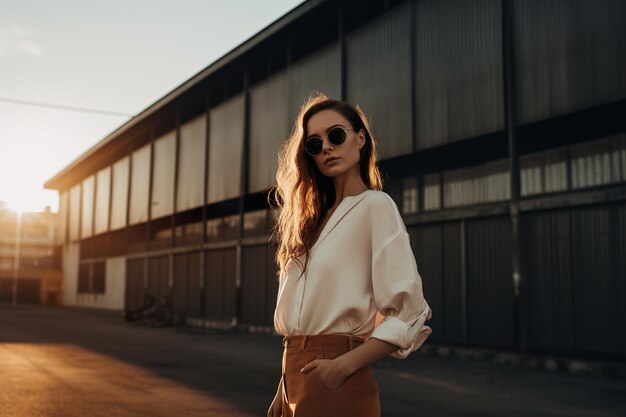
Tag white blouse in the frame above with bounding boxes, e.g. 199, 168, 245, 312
274, 189, 433, 359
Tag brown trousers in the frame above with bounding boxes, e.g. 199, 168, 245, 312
281, 334, 381, 417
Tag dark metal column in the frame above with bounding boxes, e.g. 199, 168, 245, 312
502, 0, 523, 349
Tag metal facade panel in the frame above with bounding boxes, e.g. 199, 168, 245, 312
570, 205, 618, 352
110, 156, 129, 231
346, 2, 412, 159
288, 42, 341, 125
125, 259, 145, 310
173, 252, 202, 318
151, 131, 176, 219
16, 278, 40, 304
266, 244, 279, 325
148, 256, 170, 304
173, 253, 187, 316
80, 176, 94, 239
513, 0, 626, 124
249, 70, 289, 193
408, 224, 442, 342
204, 248, 237, 320
415, 0, 503, 149
129, 144, 151, 225
207, 94, 245, 203
94, 166, 111, 235
177, 115, 206, 212
241, 245, 268, 324
618, 205, 626, 351
520, 210, 574, 350
442, 221, 464, 343
466, 216, 513, 347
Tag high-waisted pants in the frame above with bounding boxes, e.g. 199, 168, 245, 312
281, 334, 381, 417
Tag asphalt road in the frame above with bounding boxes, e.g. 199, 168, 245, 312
0, 305, 624, 417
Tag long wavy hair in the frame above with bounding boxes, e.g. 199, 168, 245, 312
269, 94, 384, 280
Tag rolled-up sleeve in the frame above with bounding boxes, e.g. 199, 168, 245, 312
367, 228, 433, 359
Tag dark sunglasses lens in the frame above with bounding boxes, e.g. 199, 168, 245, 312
305, 137, 323, 155
328, 127, 347, 145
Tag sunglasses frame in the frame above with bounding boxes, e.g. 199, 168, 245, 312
304, 126, 358, 156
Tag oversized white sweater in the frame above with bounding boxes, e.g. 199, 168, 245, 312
274, 189, 433, 359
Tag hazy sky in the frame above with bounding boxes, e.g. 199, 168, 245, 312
0, 0, 304, 212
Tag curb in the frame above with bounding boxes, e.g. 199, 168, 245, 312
418, 344, 626, 379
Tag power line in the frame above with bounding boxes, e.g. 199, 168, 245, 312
0, 96, 134, 117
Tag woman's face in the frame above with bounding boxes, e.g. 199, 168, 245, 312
305, 109, 365, 178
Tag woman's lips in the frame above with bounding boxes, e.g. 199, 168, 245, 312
325, 157, 340, 165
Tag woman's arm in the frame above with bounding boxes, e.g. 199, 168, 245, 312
300, 337, 398, 390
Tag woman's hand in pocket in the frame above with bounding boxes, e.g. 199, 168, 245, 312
301, 358, 351, 391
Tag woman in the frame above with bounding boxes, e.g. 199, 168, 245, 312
267, 94, 432, 417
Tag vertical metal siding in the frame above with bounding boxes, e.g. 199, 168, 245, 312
129, 144, 151, 225
249, 70, 289, 193
466, 216, 513, 347
513, 0, 626, 124
177, 115, 206, 212
571, 206, 614, 352
125, 259, 145, 310
110, 156, 129, 230
151, 131, 176, 219
80, 176, 94, 239
288, 42, 341, 126
173, 252, 202, 318
204, 248, 237, 320
520, 210, 574, 350
94, 166, 111, 235
408, 224, 442, 342
618, 205, 626, 351
346, 2, 413, 159
241, 245, 267, 324
207, 94, 245, 203
415, 0, 503, 149
442, 221, 465, 343
148, 256, 169, 304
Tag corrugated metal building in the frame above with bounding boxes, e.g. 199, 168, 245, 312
45, 0, 626, 358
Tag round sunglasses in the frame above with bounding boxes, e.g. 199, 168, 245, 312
304, 126, 357, 156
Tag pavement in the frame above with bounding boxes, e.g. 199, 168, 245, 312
0, 304, 625, 417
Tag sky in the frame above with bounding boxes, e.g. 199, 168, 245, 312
0, 0, 305, 213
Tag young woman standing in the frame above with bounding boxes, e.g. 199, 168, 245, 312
267, 95, 432, 417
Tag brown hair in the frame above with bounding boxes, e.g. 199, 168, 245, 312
269, 93, 383, 279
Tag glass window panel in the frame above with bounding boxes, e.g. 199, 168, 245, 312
110, 156, 129, 230
611, 134, 626, 182
243, 209, 269, 238
177, 114, 206, 212
94, 166, 111, 235
129, 144, 151, 225
249, 71, 289, 193
80, 176, 94, 239
415, 0, 503, 149
571, 137, 613, 189
151, 131, 176, 219
424, 174, 441, 211
402, 176, 419, 214
444, 160, 510, 208
207, 94, 245, 203
347, 3, 412, 159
